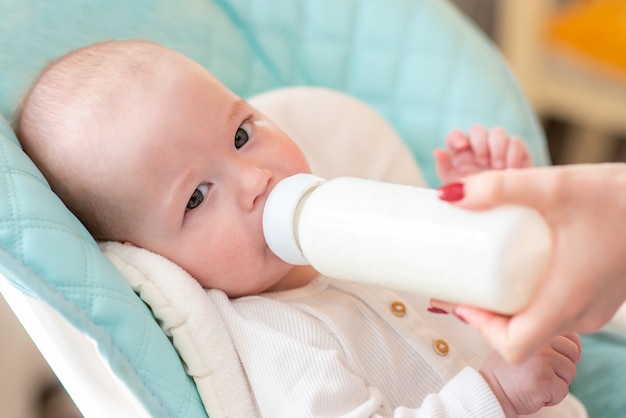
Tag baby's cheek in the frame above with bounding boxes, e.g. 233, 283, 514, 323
289, 144, 311, 173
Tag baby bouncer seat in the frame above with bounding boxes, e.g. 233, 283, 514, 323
0, 0, 558, 416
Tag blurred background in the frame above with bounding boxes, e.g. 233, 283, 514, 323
462, 0, 626, 165
2, 1, 626, 417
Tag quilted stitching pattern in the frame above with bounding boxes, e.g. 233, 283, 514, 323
0, 117, 205, 416
0, 0, 548, 186
0, 0, 548, 416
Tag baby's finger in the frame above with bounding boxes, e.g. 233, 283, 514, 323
433, 149, 454, 183
544, 369, 572, 407
550, 333, 581, 387
487, 127, 509, 169
549, 341, 579, 386
551, 333, 581, 364
446, 129, 470, 152
467, 125, 490, 166
506, 137, 532, 168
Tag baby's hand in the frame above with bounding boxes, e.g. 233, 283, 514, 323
479, 332, 580, 417
434, 125, 531, 184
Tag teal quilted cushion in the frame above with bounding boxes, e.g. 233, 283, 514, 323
571, 333, 626, 418
0, 0, 548, 187
0, 116, 206, 416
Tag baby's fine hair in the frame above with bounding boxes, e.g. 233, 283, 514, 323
15, 40, 170, 240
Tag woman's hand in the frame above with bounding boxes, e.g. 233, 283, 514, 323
434, 163, 626, 363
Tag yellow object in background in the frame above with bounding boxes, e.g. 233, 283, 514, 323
547, 0, 626, 77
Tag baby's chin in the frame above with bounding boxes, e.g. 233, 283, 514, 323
275, 264, 319, 292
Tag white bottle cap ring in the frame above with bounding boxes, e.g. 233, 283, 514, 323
262, 173, 324, 265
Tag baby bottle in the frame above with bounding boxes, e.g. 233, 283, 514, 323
262, 174, 552, 314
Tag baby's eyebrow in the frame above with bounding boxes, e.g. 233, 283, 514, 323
228, 98, 247, 122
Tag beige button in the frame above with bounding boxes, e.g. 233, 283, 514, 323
390, 301, 406, 317
433, 339, 449, 356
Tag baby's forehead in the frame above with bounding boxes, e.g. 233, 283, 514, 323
56, 43, 183, 92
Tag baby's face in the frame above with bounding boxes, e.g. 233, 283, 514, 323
104, 53, 311, 296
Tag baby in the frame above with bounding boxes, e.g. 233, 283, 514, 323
15, 40, 581, 417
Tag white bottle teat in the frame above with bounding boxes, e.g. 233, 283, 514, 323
262, 174, 324, 265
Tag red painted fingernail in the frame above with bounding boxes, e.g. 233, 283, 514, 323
437, 182, 465, 202
427, 307, 449, 314
453, 311, 468, 323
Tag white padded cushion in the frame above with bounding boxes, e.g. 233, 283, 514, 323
250, 86, 426, 186
100, 241, 257, 418
101, 87, 426, 417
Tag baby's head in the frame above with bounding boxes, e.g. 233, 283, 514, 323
16, 40, 314, 296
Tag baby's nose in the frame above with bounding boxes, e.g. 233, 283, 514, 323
234, 165, 271, 211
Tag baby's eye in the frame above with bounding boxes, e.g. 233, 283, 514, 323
234, 121, 252, 149
186, 184, 210, 211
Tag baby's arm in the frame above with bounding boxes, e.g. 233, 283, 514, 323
434, 125, 531, 185
479, 332, 581, 417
